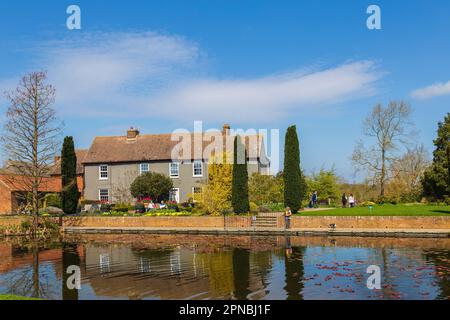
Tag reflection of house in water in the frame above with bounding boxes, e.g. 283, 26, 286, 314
83, 244, 272, 300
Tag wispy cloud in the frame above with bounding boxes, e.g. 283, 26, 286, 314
411, 80, 450, 100
1, 31, 383, 123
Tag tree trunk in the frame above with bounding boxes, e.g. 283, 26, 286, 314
380, 149, 386, 197
447, 142, 450, 195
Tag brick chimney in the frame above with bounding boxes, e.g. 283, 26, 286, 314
127, 127, 140, 140
222, 124, 230, 136
54, 156, 61, 164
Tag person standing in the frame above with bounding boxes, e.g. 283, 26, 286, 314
284, 207, 292, 229
341, 193, 348, 208
349, 194, 355, 208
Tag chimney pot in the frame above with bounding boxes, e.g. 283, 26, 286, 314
127, 127, 140, 139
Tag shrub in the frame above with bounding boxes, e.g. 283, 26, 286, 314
44, 193, 62, 209
249, 202, 259, 214
114, 203, 131, 213
100, 203, 111, 213
258, 205, 270, 213
135, 203, 145, 213
20, 220, 32, 232
263, 202, 285, 212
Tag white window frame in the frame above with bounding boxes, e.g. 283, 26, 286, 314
169, 188, 180, 203
192, 160, 203, 177
99, 164, 109, 180
192, 186, 202, 202
139, 163, 150, 175
169, 162, 180, 178
99, 189, 109, 202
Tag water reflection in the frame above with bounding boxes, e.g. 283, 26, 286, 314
0, 234, 449, 300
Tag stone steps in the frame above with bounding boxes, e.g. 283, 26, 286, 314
251, 216, 278, 228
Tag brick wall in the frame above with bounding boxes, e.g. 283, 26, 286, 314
290, 216, 450, 229
63, 216, 252, 229
0, 185, 12, 215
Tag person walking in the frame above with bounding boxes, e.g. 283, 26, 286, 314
349, 194, 355, 208
284, 207, 292, 229
312, 191, 318, 208
341, 193, 348, 208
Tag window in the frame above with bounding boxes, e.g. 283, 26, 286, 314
99, 164, 108, 180
99, 253, 110, 273
192, 161, 203, 177
169, 188, 180, 203
99, 189, 109, 202
192, 187, 202, 202
170, 162, 179, 178
140, 163, 150, 175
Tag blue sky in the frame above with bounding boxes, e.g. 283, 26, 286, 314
0, 0, 449, 180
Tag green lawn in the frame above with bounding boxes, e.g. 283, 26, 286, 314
0, 294, 41, 300
300, 204, 450, 216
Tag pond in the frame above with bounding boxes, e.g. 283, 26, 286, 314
0, 234, 449, 300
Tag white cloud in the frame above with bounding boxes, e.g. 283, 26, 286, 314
411, 80, 450, 100
1, 31, 383, 123
154, 61, 382, 122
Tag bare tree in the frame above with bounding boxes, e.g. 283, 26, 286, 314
1, 72, 62, 231
352, 101, 413, 197
387, 144, 430, 201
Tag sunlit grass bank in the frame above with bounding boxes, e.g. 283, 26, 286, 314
301, 204, 450, 216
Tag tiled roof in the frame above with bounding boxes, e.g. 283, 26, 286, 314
82, 132, 263, 164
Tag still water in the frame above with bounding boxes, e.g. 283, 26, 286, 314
0, 234, 449, 300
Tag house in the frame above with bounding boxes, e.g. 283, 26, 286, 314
0, 150, 87, 215
82, 124, 271, 204
50, 149, 88, 195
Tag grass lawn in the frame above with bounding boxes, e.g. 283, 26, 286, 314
0, 294, 41, 300
300, 204, 450, 216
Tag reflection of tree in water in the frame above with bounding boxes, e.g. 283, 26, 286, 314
250, 250, 272, 290
62, 243, 81, 300
2, 239, 55, 299
232, 248, 251, 300
284, 242, 305, 300
424, 250, 450, 299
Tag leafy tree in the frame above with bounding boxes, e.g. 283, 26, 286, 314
306, 168, 341, 205
232, 136, 249, 213
422, 113, 450, 199
201, 153, 233, 215
130, 172, 173, 202
283, 125, 305, 213
248, 172, 283, 205
61, 136, 79, 213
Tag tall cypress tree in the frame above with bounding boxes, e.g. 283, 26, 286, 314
232, 135, 250, 213
283, 125, 304, 213
61, 136, 79, 214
